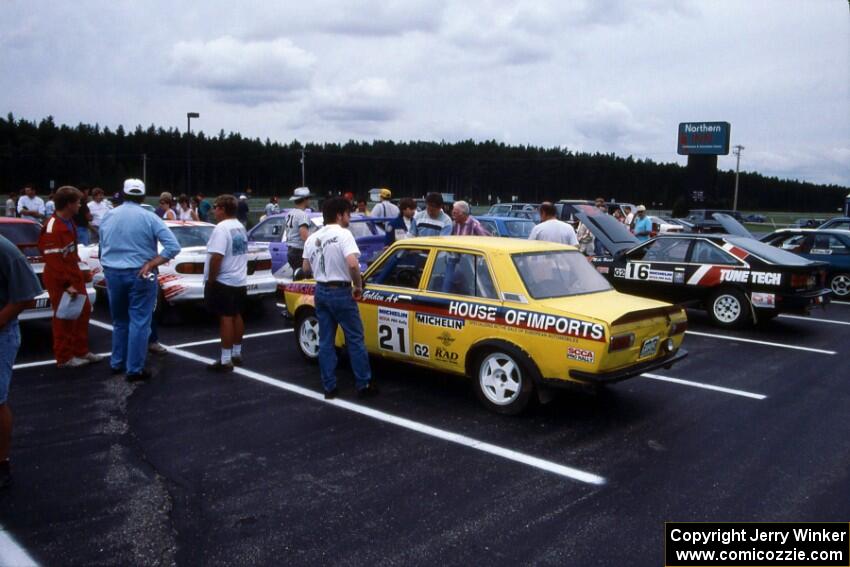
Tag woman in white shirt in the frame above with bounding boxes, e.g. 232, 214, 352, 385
177, 195, 199, 221
161, 197, 177, 221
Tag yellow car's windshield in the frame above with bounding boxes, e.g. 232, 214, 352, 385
512, 250, 612, 299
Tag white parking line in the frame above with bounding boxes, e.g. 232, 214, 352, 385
0, 525, 39, 566
685, 330, 836, 355
172, 329, 293, 349
831, 300, 850, 306
13, 352, 111, 370
641, 373, 767, 400
89, 320, 605, 485
778, 314, 850, 326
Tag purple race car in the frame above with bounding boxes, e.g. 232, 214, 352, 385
248, 212, 393, 281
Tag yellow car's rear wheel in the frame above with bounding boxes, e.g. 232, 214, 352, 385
474, 345, 537, 415
295, 309, 320, 363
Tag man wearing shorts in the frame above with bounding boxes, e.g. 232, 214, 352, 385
0, 234, 43, 487
205, 195, 249, 372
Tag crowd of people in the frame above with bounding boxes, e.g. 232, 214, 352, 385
1, 179, 656, 487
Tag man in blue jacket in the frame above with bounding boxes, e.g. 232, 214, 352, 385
99, 179, 181, 382
385, 198, 418, 245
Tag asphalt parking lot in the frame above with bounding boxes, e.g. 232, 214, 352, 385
2, 298, 849, 566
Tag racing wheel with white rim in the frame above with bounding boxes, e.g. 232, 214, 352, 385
474, 345, 537, 415
829, 273, 850, 297
707, 287, 751, 328
295, 309, 320, 363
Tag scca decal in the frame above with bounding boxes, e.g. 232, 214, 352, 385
567, 347, 595, 364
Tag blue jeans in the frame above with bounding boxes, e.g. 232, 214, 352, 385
77, 227, 91, 245
0, 320, 21, 404
315, 285, 371, 392
105, 267, 157, 374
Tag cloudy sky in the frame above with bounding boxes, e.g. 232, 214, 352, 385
2, 0, 848, 186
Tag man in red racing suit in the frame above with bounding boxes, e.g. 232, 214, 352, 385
37, 186, 102, 368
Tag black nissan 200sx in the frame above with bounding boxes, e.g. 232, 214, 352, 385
577, 209, 831, 328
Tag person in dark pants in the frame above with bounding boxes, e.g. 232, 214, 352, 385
237, 195, 250, 226
303, 197, 376, 400
204, 195, 249, 373
285, 187, 312, 271
0, 235, 43, 488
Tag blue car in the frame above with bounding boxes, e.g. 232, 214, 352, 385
762, 228, 850, 298
475, 215, 536, 238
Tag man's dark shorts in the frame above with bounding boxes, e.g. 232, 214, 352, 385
204, 281, 247, 317
287, 247, 304, 272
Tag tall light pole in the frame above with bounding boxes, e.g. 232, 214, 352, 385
300, 148, 306, 187
732, 144, 744, 211
187, 112, 200, 194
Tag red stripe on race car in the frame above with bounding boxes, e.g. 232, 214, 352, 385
722, 243, 750, 260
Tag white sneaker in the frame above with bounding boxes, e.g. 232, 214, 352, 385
58, 357, 90, 368
81, 352, 105, 363
148, 342, 168, 354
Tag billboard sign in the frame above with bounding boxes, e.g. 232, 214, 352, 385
677, 122, 731, 155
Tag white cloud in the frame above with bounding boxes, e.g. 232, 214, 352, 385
0, 0, 847, 186
168, 36, 315, 105
302, 78, 399, 135
575, 99, 648, 145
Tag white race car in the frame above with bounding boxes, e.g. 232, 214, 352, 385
84, 220, 277, 309
0, 217, 96, 321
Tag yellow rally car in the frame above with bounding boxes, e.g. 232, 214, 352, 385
284, 236, 688, 414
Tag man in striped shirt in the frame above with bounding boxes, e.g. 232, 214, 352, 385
451, 201, 490, 236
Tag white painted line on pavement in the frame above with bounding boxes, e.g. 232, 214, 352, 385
685, 330, 836, 355
14, 327, 294, 369
13, 352, 111, 370
641, 373, 767, 400
831, 300, 850, 306
778, 314, 850, 326
0, 524, 39, 567
90, 319, 606, 486
172, 329, 293, 349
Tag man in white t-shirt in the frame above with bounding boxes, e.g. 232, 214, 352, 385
17, 185, 45, 222
204, 194, 249, 372
303, 197, 376, 400
528, 202, 578, 246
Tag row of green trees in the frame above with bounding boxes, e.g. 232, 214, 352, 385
1, 114, 846, 212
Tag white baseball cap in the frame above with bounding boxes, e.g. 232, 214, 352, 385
123, 178, 145, 196
636, 205, 646, 212
290, 187, 313, 202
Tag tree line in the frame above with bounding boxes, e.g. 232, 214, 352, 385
1, 114, 846, 214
